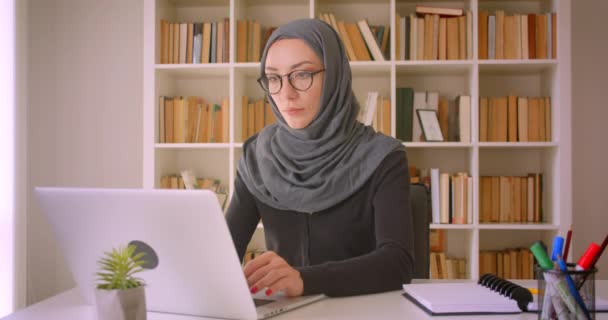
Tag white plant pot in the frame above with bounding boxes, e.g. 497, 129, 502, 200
95, 286, 147, 320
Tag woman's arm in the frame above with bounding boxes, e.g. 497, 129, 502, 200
297, 151, 415, 296
225, 172, 262, 262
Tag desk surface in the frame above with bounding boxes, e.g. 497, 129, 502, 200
4, 280, 608, 320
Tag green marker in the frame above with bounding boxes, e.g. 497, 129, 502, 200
531, 241, 554, 269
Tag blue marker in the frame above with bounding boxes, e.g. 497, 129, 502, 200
552, 236, 564, 262
556, 255, 592, 320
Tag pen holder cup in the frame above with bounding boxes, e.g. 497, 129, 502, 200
536, 264, 597, 320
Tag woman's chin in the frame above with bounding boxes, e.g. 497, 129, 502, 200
285, 118, 311, 130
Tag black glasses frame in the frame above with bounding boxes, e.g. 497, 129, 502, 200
257, 69, 325, 94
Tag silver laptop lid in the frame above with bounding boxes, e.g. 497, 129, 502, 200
35, 187, 257, 320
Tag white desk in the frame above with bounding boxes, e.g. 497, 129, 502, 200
4, 281, 608, 320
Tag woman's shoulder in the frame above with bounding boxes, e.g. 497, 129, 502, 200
366, 148, 409, 187
376, 148, 407, 172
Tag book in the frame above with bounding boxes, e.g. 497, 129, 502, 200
337, 21, 357, 61
520, 15, 529, 59
430, 168, 440, 224
192, 23, 202, 64
479, 97, 488, 141
345, 23, 371, 61
236, 20, 248, 62
478, 11, 488, 59
179, 23, 187, 64
466, 10, 473, 59
357, 20, 385, 61
495, 11, 505, 59
216, 20, 224, 63
438, 18, 447, 60
446, 17, 459, 60
458, 95, 470, 142
488, 15, 495, 59
415, 5, 463, 17
173, 23, 180, 63
159, 97, 165, 143
402, 274, 533, 315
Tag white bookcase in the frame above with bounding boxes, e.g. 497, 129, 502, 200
143, 0, 572, 280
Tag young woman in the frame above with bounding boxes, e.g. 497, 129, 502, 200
226, 18, 414, 297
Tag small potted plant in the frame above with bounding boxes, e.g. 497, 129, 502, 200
95, 244, 147, 320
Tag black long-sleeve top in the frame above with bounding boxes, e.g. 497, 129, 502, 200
225, 150, 414, 297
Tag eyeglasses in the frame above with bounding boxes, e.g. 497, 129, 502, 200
257, 69, 325, 95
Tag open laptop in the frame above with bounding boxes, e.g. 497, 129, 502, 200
35, 187, 325, 319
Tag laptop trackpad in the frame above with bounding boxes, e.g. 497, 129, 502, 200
253, 299, 275, 307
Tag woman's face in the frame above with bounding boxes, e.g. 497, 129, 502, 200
264, 39, 324, 129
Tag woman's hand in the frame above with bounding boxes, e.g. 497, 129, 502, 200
243, 251, 304, 297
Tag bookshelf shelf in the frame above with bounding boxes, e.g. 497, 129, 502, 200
478, 59, 557, 65
477, 142, 558, 148
478, 60, 557, 73
233, 63, 260, 68
395, 63, 473, 76
404, 142, 473, 149
143, 0, 571, 281
430, 224, 474, 230
155, 143, 233, 149
477, 224, 559, 230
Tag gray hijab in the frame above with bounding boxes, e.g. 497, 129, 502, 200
238, 18, 404, 213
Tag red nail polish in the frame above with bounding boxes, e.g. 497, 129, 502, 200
265, 289, 272, 296
250, 287, 258, 294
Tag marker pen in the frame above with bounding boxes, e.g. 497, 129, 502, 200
530, 242, 557, 319
551, 236, 564, 262
576, 243, 601, 271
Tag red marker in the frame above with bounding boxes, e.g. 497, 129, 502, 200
576, 235, 607, 290
576, 242, 601, 271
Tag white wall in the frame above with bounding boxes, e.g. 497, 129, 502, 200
572, 0, 608, 279
15, 0, 28, 311
0, 0, 16, 316
26, 0, 143, 304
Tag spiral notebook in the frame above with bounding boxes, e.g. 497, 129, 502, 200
402, 274, 533, 315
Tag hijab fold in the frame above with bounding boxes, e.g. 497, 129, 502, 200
238, 19, 404, 213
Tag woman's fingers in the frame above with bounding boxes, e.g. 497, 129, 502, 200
251, 267, 291, 294
266, 270, 304, 297
244, 251, 304, 297
243, 251, 277, 278
246, 261, 276, 287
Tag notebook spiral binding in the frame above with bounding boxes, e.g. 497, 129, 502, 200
478, 273, 534, 311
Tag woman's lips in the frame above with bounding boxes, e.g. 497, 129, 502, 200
284, 108, 304, 115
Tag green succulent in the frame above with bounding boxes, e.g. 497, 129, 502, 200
96, 244, 146, 290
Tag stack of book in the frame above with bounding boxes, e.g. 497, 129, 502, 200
158, 96, 229, 143
241, 96, 276, 141
317, 13, 389, 61
356, 91, 391, 136
396, 5, 473, 61
479, 174, 543, 224
236, 20, 275, 63
478, 11, 556, 60
430, 230, 468, 279
479, 248, 535, 279
430, 252, 468, 279
396, 89, 470, 143
479, 96, 551, 142
159, 171, 228, 210
159, 18, 230, 64
413, 168, 473, 224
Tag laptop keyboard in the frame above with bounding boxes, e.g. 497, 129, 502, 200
253, 298, 275, 307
